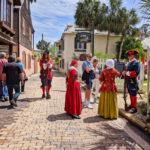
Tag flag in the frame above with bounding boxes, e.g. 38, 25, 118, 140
142, 54, 145, 64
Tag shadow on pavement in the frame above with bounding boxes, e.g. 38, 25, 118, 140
19, 97, 42, 102
83, 116, 108, 123
85, 124, 142, 150
0, 105, 14, 110
47, 113, 74, 122
51, 90, 66, 93
52, 70, 66, 78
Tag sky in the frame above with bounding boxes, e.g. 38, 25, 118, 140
30, 0, 145, 49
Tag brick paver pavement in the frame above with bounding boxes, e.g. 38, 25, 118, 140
0, 71, 150, 150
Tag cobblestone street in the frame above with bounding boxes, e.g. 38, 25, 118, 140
0, 71, 150, 150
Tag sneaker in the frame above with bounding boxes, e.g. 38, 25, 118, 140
83, 100, 89, 107
10, 100, 17, 107
94, 99, 99, 104
42, 94, 46, 99
87, 103, 93, 109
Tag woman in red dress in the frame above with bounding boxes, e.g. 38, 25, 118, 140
65, 60, 82, 119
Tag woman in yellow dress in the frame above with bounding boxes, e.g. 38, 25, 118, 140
98, 59, 120, 119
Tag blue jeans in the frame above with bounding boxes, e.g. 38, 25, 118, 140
0, 80, 8, 99
7, 84, 20, 102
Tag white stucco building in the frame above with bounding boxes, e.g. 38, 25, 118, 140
55, 24, 121, 73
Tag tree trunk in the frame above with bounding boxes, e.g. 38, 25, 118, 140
119, 36, 125, 60
147, 48, 150, 122
105, 29, 111, 54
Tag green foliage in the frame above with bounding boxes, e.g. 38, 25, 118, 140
140, 0, 150, 20
138, 102, 147, 116
36, 40, 50, 51
94, 51, 115, 59
74, 0, 100, 29
116, 36, 144, 59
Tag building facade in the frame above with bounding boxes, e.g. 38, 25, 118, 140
0, 0, 20, 56
13, 0, 35, 76
56, 24, 121, 73
0, 0, 35, 76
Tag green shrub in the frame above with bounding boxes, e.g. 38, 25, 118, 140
116, 36, 144, 60
137, 102, 147, 116
94, 51, 115, 59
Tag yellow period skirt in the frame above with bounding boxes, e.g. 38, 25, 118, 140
98, 92, 118, 119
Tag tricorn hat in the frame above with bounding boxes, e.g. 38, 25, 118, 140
126, 49, 139, 56
43, 50, 49, 55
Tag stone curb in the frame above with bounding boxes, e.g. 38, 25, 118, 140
80, 82, 150, 134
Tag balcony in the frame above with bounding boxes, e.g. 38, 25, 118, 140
0, 21, 15, 36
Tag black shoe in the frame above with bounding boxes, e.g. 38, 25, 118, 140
42, 94, 46, 99
72, 115, 81, 119
46, 94, 51, 99
129, 108, 137, 114
4, 97, 9, 101
128, 105, 132, 110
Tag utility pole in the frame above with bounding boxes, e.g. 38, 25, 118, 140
147, 48, 150, 122
92, 20, 95, 57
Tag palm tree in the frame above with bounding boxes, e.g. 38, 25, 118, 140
74, 0, 100, 29
140, 0, 150, 20
118, 8, 140, 60
30, 0, 36, 3
98, 0, 123, 54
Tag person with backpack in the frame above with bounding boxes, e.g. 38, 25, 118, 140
82, 53, 95, 109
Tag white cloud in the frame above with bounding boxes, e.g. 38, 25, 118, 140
31, 0, 80, 47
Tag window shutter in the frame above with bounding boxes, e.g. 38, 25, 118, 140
84, 42, 86, 49
74, 38, 77, 49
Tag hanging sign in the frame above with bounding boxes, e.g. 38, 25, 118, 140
76, 32, 91, 43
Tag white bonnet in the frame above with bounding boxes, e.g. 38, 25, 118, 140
106, 59, 114, 69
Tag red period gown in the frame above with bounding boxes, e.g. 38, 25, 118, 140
65, 68, 82, 115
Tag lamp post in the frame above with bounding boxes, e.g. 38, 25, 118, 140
92, 20, 95, 57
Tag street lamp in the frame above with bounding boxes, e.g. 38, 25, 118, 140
92, 20, 95, 57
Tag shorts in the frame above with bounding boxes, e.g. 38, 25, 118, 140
41, 78, 52, 87
128, 89, 137, 96
86, 81, 93, 90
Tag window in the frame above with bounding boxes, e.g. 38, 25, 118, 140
0, 0, 11, 27
28, 54, 31, 69
26, 0, 29, 9
74, 37, 86, 52
22, 17, 25, 35
7, 2, 11, 26
29, 27, 32, 41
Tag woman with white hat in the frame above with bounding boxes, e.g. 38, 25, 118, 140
98, 59, 120, 119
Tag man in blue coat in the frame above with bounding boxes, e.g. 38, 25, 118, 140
123, 50, 140, 113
